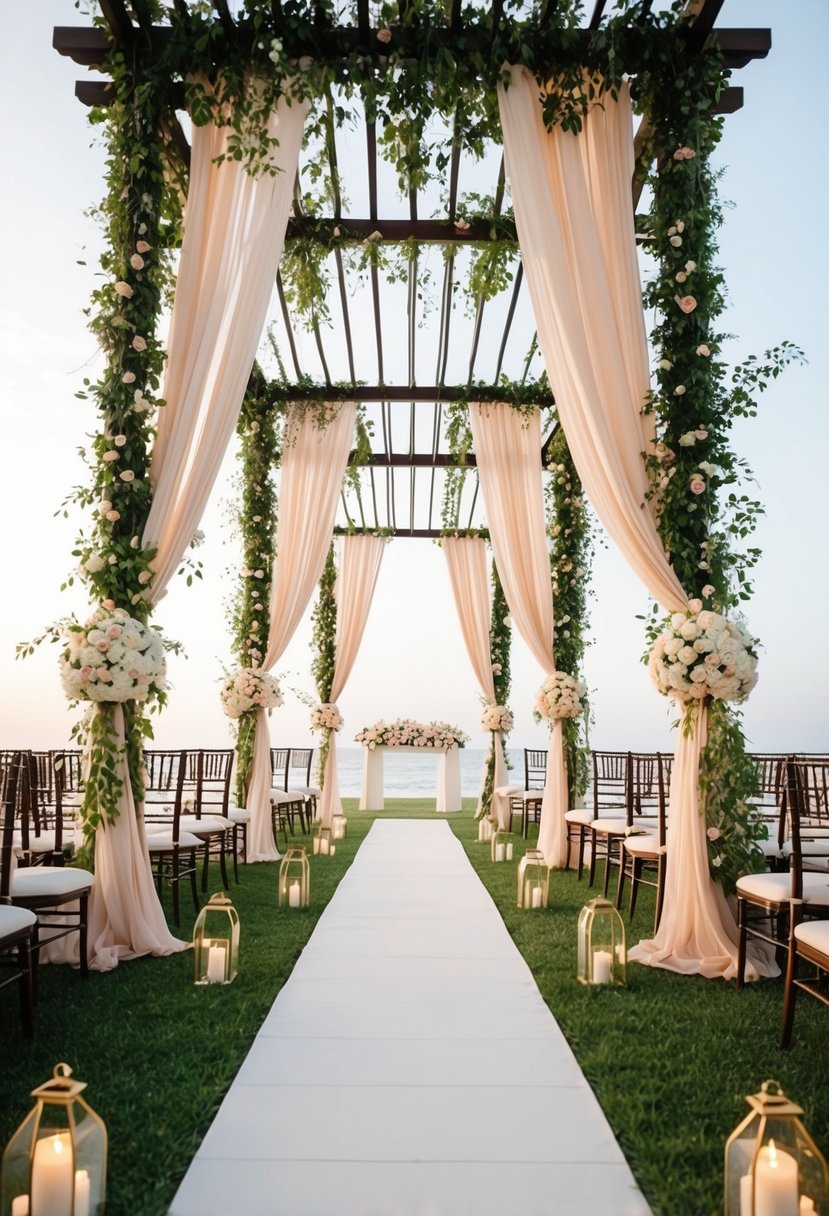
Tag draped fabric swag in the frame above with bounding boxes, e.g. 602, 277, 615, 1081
497, 68, 774, 979
84, 95, 308, 969
317, 534, 386, 828
467, 404, 569, 865
442, 537, 509, 826
246, 403, 357, 860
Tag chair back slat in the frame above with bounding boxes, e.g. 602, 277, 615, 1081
591, 750, 632, 822
271, 749, 290, 791
786, 758, 829, 897
194, 749, 233, 817
142, 750, 186, 837
524, 749, 547, 790
0, 753, 24, 901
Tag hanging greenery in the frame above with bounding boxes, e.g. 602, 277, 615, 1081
544, 426, 593, 805
479, 559, 513, 819
310, 541, 338, 787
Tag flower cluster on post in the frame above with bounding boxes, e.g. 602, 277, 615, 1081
355, 719, 468, 749
220, 669, 283, 718
534, 671, 587, 722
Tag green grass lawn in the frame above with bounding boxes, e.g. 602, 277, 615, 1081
1, 801, 826, 1216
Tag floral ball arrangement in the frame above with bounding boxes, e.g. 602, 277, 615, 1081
481, 703, 513, 733
310, 702, 344, 732
60, 605, 166, 703
220, 668, 283, 718
535, 671, 586, 720
355, 718, 469, 749
648, 600, 758, 703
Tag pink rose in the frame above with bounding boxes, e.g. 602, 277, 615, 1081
694, 429, 708, 440
96, 639, 110, 652
376, 26, 392, 42
130, 253, 145, 270
122, 371, 136, 384
131, 335, 147, 352
675, 271, 687, 283
696, 345, 710, 358
107, 625, 122, 639
136, 240, 151, 253
676, 295, 697, 314
114, 281, 133, 298
102, 450, 119, 462
706, 826, 721, 841
702, 584, 715, 598
119, 470, 135, 482
102, 599, 116, 611
106, 510, 120, 522
129, 668, 140, 679
689, 476, 706, 495
79, 666, 92, 680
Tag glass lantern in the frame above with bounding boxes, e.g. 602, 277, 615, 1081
278, 847, 310, 908
490, 828, 514, 863
332, 813, 348, 840
1, 1063, 107, 1216
577, 897, 626, 985
312, 822, 335, 856
192, 892, 239, 986
517, 850, 550, 909
477, 817, 494, 844
724, 1079, 829, 1216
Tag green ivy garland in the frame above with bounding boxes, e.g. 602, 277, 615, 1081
310, 541, 338, 786
479, 560, 512, 819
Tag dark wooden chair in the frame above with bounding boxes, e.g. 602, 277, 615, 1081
178, 749, 234, 890
0, 753, 37, 1036
748, 752, 790, 871
287, 748, 321, 820
781, 900, 829, 1047
617, 752, 672, 931
270, 748, 308, 839
586, 750, 633, 894
143, 750, 204, 926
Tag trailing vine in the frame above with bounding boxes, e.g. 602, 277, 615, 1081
480, 559, 513, 820
545, 425, 592, 805
310, 541, 338, 787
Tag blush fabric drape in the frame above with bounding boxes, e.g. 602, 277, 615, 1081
467, 404, 569, 865
245, 404, 357, 860
85, 96, 307, 969
442, 537, 509, 826
498, 68, 774, 979
317, 534, 386, 827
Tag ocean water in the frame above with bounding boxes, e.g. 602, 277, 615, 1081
334, 747, 523, 799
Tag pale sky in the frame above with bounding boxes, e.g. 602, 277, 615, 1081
1, 1, 827, 760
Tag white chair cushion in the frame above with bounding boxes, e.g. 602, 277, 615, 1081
270, 789, 305, 805
0, 904, 38, 937
794, 919, 829, 955
179, 814, 233, 834
227, 807, 252, 823
564, 808, 594, 826
522, 790, 544, 803
495, 785, 524, 797
591, 817, 628, 837
12, 867, 94, 898
736, 871, 829, 907
623, 834, 663, 858
146, 830, 204, 851
290, 785, 321, 799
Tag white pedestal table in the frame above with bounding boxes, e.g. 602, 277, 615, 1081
359, 744, 462, 813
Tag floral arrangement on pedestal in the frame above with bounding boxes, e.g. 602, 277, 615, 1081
648, 601, 758, 704
220, 668, 283, 718
481, 703, 513, 733
60, 606, 166, 704
534, 671, 587, 722
355, 719, 468, 749
310, 702, 343, 732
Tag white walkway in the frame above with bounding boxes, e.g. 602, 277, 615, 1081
170, 820, 650, 1216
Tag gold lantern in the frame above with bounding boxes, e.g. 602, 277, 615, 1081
490, 828, 515, 863
278, 847, 310, 908
332, 813, 347, 840
577, 897, 626, 985
724, 1079, 829, 1215
1, 1063, 107, 1216
312, 822, 335, 856
477, 817, 494, 844
517, 850, 550, 909
192, 892, 239, 985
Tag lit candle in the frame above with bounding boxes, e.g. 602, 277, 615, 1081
288, 881, 301, 908
755, 1140, 799, 1216
592, 950, 613, 984
206, 942, 226, 983
741, 1171, 753, 1216
495, 843, 505, 862
531, 886, 543, 908
505, 842, 514, 861
31, 1133, 73, 1216
74, 1169, 90, 1216
320, 836, 329, 855
11, 1195, 29, 1216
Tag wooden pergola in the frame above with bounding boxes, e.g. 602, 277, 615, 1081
54, 0, 770, 537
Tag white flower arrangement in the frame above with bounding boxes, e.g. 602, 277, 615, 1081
534, 671, 586, 721
481, 703, 513, 733
648, 600, 759, 703
310, 702, 343, 732
59, 606, 166, 703
355, 718, 469, 750
220, 667, 283, 718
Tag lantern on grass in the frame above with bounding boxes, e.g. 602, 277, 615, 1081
1, 1062, 107, 1216
278, 847, 310, 908
491, 829, 514, 863
724, 1079, 829, 1216
517, 850, 550, 909
312, 822, 335, 856
477, 818, 494, 843
193, 892, 239, 985
332, 813, 347, 840
577, 897, 626, 986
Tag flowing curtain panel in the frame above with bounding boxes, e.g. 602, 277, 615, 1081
468, 404, 569, 864
246, 404, 357, 860
317, 534, 386, 827
442, 537, 509, 825
86, 96, 307, 970
498, 68, 773, 979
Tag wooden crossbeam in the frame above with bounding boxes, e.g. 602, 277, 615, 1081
265, 384, 556, 404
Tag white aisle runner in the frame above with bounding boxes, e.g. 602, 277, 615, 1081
170, 821, 650, 1216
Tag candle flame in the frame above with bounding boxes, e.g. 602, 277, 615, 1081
52, 1137, 65, 1157
768, 1139, 779, 1169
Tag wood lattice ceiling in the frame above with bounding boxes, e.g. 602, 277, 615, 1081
54, 1, 770, 536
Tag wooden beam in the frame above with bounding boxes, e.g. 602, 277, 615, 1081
265, 384, 556, 405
